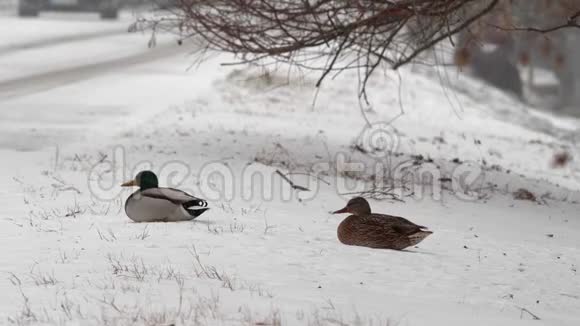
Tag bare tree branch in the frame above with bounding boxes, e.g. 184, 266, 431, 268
136, 0, 502, 95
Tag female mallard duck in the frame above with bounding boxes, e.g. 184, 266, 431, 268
121, 170, 208, 222
332, 197, 432, 250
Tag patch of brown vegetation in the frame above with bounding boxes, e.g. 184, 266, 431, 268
513, 188, 536, 202
551, 151, 572, 168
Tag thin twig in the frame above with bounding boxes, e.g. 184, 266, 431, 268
517, 306, 541, 320
275, 170, 310, 191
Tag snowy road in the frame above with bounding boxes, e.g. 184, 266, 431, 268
0, 41, 186, 100
0, 16, 218, 151
0, 28, 126, 55
0, 15, 132, 50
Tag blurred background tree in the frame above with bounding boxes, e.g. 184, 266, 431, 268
137, 0, 580, 110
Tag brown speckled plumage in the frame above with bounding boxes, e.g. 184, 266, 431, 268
333, 197, 432, 250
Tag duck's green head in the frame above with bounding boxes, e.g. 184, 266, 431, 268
121, 170, 158, 190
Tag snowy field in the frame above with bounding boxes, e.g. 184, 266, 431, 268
1, 15, 580, 326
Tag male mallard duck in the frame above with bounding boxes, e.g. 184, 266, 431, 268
121, 170, 208, 222
332, 197, 432, 250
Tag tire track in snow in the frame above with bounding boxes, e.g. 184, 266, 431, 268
0, 28, 127, 56
0, 42, 188, 101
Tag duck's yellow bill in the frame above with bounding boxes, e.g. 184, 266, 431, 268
121, 179, 137, 187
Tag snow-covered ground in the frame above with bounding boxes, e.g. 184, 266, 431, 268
1, 16, 579, 326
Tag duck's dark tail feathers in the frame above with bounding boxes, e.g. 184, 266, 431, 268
408, 230, 433, 247
184, 199, 209, 218
186, 207, 209, 217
